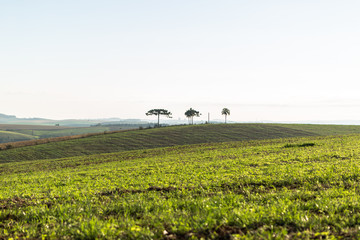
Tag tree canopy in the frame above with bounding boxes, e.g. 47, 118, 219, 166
146, 109, 172, 126
185, 108, 201, 125
221, 108, 230, 123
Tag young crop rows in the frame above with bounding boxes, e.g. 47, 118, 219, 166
1, 135, 360, 238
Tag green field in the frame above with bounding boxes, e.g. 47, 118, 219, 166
2, 123, 360, 163
0, 124, 133, 144
0, 130, 38, 143
2, 124, 360, 238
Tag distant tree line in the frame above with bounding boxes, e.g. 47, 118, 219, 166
146, 108, 230, 126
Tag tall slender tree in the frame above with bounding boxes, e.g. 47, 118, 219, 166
221, 108, 230, 123
184, 108, 201, 125
146, 109, 172, 126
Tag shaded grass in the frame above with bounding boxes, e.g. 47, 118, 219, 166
284, 142, 316, 148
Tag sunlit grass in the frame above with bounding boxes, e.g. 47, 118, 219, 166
2, 134, 360, 238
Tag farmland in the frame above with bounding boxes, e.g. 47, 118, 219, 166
2, 124, 360, 238
3, 123, 360, 163
0, 130, 37, 143
0, 124, 139, 144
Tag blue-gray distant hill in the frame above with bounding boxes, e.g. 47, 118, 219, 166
0, 113, 151, 127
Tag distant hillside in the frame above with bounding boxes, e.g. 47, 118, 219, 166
0, 113, 16, 119
2, 123, 360, 163
0, 113, 151, 127
0, 130, 37, 143
0, 124, 113, 143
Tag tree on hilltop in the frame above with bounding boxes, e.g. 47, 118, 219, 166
221, 108, 230, 123
185, 108, 201, 125
146, 109, 172, 127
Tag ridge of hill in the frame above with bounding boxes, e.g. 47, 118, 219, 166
0, 113, 151, 127
2, 123, 360, 163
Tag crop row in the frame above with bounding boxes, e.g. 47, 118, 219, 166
1, 135, 360, 238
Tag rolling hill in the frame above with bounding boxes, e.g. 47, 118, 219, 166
2, 133, 360, 238
2, 123, 360, 163
0, 130, 38, 143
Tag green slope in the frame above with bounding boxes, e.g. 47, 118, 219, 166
0, 130, 37, 143
2, 135, 360, 238
0, 124, 312, 163
2, 123, 360, 163
0, 124, 114, 139
273, 123, 360, 135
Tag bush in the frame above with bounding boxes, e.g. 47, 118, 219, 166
284, 142, 316, 148
5, 144, 13, 149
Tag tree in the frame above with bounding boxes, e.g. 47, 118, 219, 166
146, 109, 172, 127
221, 108, 230, 123
184, 108, 201, 125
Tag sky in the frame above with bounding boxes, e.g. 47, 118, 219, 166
1, 0, 360, 122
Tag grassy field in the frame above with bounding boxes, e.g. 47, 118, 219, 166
14, 126, 111, 138
0, 124, 114, 141
0, 123, 319, 163
0, 130, 37, 143
273, 123, 360, 135
2, 123, 360, 163
0, 124, 136, 144
2, 133, 360, 238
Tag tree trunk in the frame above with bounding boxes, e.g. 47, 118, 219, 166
157, 114, 160, 127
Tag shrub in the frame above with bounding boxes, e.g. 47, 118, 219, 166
284, 142, 316, 148
5, 144, 13, 149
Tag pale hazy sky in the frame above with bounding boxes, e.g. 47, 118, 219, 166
1, 1, 360, 122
